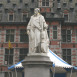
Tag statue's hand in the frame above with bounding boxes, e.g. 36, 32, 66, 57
27, 30, 30, 35
44, 23, 48, 29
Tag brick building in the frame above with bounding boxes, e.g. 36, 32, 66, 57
0, 22, 29, 77
0, 0, 77, 77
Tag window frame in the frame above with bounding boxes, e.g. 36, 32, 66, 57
53, 25, 57, 40
62, 29, 72, 42
22, 13, 28, 22
4, 48, 14, 65
42, 0, 50, 7
19, 48, 28, 61
5, 9, 8, 13
19, 0, 23, 3
6, 29, 15, 42
8, 13, 14, 22
7, 0, 10, 3
64, 14, 69, 21
62, 49, 71, 64
69, 0, 72, 2
31, 0, 34, 3
63, 3, 67, 7
13, 4, 16, 8
75, 3, 77, 7
20, 29, 29, 43
0, 4, 3, 8
57, 0, 60, 3
70, 8, 74, 12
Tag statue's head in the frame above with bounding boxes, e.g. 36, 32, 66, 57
34, 8, 40, 15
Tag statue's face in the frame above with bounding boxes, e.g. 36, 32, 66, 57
34, 8, 39, 15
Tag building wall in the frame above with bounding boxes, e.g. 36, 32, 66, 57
0, 24, 28, 77
0, 0, 38, 22
0, 0, 77, 77
61, 24, 77, 66
0, 0, 77, 22
49, 21, 62, 57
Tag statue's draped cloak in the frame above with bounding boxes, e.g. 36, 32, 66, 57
27, 14, 49, 53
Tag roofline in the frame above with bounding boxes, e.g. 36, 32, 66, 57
0, 22, 28, 26
45, 18, 64, 22
0, 18, 64, 26
63, 22, 77, 26
0, 18, 77, 26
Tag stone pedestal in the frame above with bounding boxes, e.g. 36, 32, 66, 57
22, 53, 52, 77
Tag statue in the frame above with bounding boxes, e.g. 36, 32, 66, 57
27, 8, 49, 53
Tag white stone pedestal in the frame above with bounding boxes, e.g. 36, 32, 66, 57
22, 53, 52, 77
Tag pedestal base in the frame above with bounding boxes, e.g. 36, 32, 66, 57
22, 53, 53, 77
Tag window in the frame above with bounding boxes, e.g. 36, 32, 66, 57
64, 14, 68, 21
13, 4, 16, 8
57, 3, 61, 9
19, 48, 28, 61
7, 0, 10, 3
31, 0, 34, 2
23, 14, 27, 21
41, 12, 46, 17
20, 29, 28, 42
63, 3, 67, 7
75, 3, 77, 7
53, 3, 54, 7
69, 0, 72, 2
25, 3, 28, 7
57, 0, 60, 3
51, 13, 54, 17
62, 49, 71, 64
6, 29, 15, 42
57, 8, 61, 11
5, 49, 14, 65
30, 8, 34, 14
9, 14, 14, 21
18, 9, 21, 13
62, 29, 71, 42
5, 9, 8, 13
20, 0, 23, 3
53, 26, 57, 39
70, 8, 74, 12
42, 0, 49, 6
0, 4, 3, 8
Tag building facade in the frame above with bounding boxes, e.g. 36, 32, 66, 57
0, 22, 29, 77
0, 0, 77, 77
